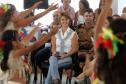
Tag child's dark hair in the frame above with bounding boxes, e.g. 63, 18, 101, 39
1, 30, 17, 72
96, 18, 126, 84
112, 14, 120, 18
0, 4, 16, 31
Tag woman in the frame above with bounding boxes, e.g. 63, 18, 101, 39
94, 0, 112, 21
45, 13, 78, 84
0, 25, 58, 84
57, 0, 75, 22
74, 0, 90, 27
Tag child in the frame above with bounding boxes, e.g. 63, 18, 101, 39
0, 25, 58, 84
0, 2, 58, 32
92, 0, 126, 84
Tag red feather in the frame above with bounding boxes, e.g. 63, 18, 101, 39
0, 40, 6, 48
96, 36, 104, 48
104, 39, 113, 50
0, 8, 5, 16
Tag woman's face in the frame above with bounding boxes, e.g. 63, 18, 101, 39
79, 1, 86, 11
60, 16, 70, 27
62, 0, 70, 8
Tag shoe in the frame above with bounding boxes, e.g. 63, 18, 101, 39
73, 77, 84, 83
52, 79, 61, 84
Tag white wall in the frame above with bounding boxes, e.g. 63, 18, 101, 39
118, 0, 126, 15
0, 0, 24, 12
34, 0, 100, 25
0, 0, 98, 25
0, 0, 125, 25
112, 0, 118, 15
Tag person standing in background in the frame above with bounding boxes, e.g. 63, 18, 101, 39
74, 0, 90, 27
57, 0, 75, 24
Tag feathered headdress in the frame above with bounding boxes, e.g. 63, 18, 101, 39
0, 4, 11, 16
0, 40, 6, 49
96, 28, 124, 60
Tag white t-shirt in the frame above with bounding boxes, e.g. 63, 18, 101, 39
77, 15, 85, 25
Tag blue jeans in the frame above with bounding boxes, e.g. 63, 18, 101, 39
45, 56, 72, 84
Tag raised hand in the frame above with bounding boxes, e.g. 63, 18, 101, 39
33, 23, 43, 31
102, 0, 112, 9
47, 3, 58, 11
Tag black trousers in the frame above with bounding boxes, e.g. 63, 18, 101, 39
31, 47, 51, 82
34, 47, 51, 68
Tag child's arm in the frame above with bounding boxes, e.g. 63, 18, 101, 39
21, 23, 42, 45
14, 25, 58, 57
95, 0, 112, 41
14, 3, 58, 28
18, 1, 43, 18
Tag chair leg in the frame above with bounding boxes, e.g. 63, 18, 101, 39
40, 69, 43, 84
69, 78, 71, 84
66, 76, 72, 84
33, 61, 37, 84
59, 68, 63, 79
66, 69, 72, 84
66, 76, 68, 84
26, 72, 30, 84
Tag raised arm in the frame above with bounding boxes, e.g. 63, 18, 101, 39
67, 32, 78, 57
18, 1, 43, 18
14, 3, 58, 28
21, 23, 42, 45
95, 0, 112, 41
14, 25, 58, 57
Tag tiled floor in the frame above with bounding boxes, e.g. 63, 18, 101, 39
29, 73, 76, 84
0, 73, 85, 84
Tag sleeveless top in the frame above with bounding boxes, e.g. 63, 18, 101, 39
0, 21, 16, 39
55, 27, 75, 53
4, 22, 16, 31
7, 51, 25, 79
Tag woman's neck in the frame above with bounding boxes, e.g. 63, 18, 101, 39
52, 21, 59, 25
62, 26, 68, 34
79, 9, 85, 15
63, 5, 69, 10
